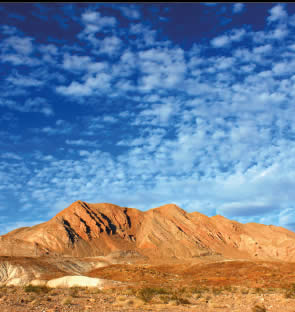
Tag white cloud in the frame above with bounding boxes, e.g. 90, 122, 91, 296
218, 201, 275, 217
5, 5, 295, 232
271, 24, 288, 40
82, 11, 116, 29
56, 71, 111, 97
211, 29, 245, 48
2, 36, 34, 55
211, 35, 230, 48
1, 152, 22, 160
103, 116, 117, 123
133, 102, 177, 126
62, 53, 92, 71
98, 36, 122, 56
79, 10, 117, 46
268, 4, 287, 23
0, 220, 44, 235
230, 28, 246, 42
117, 5, 141, 20
6, 73, 44, 87
253, 44, 272, 54
232, 3, 245, 14
0, 97, 53, 116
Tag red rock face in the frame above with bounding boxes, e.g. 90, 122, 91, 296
2, 200, 295, 262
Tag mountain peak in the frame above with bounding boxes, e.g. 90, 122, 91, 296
2, 200, 295, 262
150, 203, 186, 214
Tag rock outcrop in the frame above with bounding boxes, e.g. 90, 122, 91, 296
2, 200, 295, 262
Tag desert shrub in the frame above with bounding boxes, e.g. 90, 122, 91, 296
136, 287, 171, 303
191, 286, 209, 294
126, 299, 134, 305
24, 285, 50, 294
240, 288, 249, 295
176, 297, 191, 305
223, 285, 233, 292
177, 287, 187, 294
61, 296, 72, 305
265, 287, 276, 294
0, 285, 7, 296
205, 295, 212, 303
151, 287, 171, 295
137, 288, 155, 302
88, 287, 102, 294
170, 294, 191, 305
29, 298, 40, 306
120, 287, 137, 296
68, 286, 80, 298
212, 287, 223, 295
285, 283, 295, 299
252, 304, 267, 312
253, 287, 263, 294
159, 295, 170, 304
116, 295, 127, 302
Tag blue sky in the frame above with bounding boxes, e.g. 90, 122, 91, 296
1, 3, 295, 234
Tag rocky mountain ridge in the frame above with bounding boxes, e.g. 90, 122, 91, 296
1, 200, 295, 262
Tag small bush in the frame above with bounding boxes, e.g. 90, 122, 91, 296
136, 287, 171, 303
169, 294, 191, 305
252, 304, 267, 312
177, 297, 191, 305
285, 283, 295, 299
191, 286, 209, 294
24, 285, 50, 294
61, 296, 72, 305
116, 295, 127, 302
253, 287, 263, 294
120, 287, 137, 296
159, 295, 170, 304
137, 288, 155, 303
212, 287, 223, 295
240, 288, 249, 295
68, 287, 80, 298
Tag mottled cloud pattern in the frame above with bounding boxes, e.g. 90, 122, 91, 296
1, 3, 295, 234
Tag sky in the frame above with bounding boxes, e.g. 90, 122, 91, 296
1, 3, 295, 234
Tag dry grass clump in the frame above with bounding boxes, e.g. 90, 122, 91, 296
212, 287, 223, 295
68, 286, 81, 298
61, 296, 73, 305
119, 286, 137, 296
190, 286, 209, 294
86, 287, 102, 294
29, 297, 41, 306
114, 294, 144, 308
285, 283, 295, 299
240, 288, 250, 294
134, 286, 193, 305
159, 294, 170, 304
252, 304, 267, 312
24, 284, 51, 294
136, 287, 171, 303
0, 285, 7, 297
169, 294, 191, 305
253, 287, 264, 294
116, 294, 127, 302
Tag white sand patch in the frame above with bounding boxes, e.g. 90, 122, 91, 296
31, 279, 48, 286
47, 275, 104, 288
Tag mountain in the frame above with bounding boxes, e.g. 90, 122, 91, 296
2, 200, 295, 262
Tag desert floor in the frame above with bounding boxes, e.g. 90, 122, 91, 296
2, 259, 295, 311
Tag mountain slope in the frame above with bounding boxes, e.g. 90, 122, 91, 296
2, 200, 295, 262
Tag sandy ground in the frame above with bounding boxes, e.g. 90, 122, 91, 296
2, 258, 295, 311
1, 284, 295, 312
